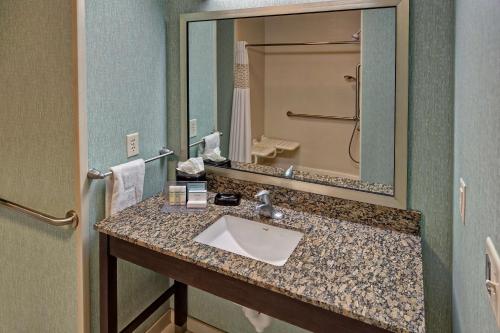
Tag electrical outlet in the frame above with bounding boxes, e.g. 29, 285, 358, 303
190, 119, 197, 138
126, 132, 139, 157
486, 237, 500, 329
459, 178, 466, 224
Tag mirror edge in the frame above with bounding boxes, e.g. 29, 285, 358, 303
179, 0, 409, 210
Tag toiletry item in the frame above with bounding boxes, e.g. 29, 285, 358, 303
187, 182, 206, 192
186, 200, 207, 209
187, 182, 207, 208
214, 193, 241, 206
168, 185, 186, 206
189, 191, 207, 203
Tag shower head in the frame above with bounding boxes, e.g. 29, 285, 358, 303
352, 30, 361, 41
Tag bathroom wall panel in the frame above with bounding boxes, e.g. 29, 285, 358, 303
188, 20, 218, 157
0, 0, 78, 332
407, 1, 455, 332
167, 1, 455, 333
85, 0, 169, 331
452, 1, 500, 332
360, 8, 396, 185
216, 20, 235, 157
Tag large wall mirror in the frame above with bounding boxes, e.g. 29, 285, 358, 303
180, 0, 408, 208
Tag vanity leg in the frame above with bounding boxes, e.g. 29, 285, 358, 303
100, 233, 118, 333
174, 281, 188, 332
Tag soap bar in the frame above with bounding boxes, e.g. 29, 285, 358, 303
186, 200, 207, 209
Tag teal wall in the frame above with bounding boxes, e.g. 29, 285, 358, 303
0, 1, 78, 332
85, 1, 169, 331
452, 1, 500, 332
188, 21, 218, 156
407, 1, 455, 332
168, 1, 455, 333
360, 8, 396, 186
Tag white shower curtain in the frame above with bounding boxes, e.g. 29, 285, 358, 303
229, 41, 252, 163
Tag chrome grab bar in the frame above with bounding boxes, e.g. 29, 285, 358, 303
87, 147, 174, 180
189, 132, 223, 148
246, 40, 360, 47
286, 111, 359, 121
286, 63, 361, 122
0, 197, 78, 228
355, 63, 361, 119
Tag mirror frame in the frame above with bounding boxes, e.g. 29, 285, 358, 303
179, 0, 409, 209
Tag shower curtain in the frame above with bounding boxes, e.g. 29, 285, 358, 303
229, 41, 252, 163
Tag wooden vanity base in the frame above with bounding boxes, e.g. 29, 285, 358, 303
99, 233, 390, 333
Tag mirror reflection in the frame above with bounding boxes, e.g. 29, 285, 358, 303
187, 8, 396, 195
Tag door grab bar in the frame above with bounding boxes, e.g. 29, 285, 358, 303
0, 197, 78, 228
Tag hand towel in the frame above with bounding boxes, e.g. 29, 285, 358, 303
105, 159, 145, 217
200, 132, 225, 162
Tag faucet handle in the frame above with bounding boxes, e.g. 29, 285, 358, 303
255, 190, 270, 198
255, 190, 271, 205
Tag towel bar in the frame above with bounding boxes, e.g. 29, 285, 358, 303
189, 131, 223, 148
87, 147, 174, 180
0, 197, 78, 228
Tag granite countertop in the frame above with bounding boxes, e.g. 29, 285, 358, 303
95, 193, 424, 333
230, 161, 395, 195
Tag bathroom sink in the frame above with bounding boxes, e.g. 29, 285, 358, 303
194, 215, 303, 266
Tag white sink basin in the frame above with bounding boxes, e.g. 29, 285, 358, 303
194, 215, 303, 266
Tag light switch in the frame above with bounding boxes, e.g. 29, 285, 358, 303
486, 237, 500, 329
126, 132, 139, 157
459, 178, 466, 224
190, 119, 197, 138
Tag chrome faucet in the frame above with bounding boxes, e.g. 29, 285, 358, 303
255, 190, 283, 219
284, 165, 294, 178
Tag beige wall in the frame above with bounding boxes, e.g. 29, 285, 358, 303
0, 1, 79, 332
263, 11, 361, 176
235, 12, 361, 177
235, 18, 266, 140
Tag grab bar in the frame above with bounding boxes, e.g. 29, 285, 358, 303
286, 111, 358, 121
287, 63, 361, 122
189, 132, 223, 148
0, 197, 78, 228
355, 63, 361, 119
87, 147, 174, 180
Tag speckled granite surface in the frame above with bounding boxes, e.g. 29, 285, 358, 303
231, 161, 394, 195
95, 193, 424, 333
208, 174, 421, 235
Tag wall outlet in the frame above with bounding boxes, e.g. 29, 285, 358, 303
126, 132, 139, 157
190, 119, 197, 138
486, 237, 500, 329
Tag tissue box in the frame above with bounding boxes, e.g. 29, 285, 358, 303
176, 170, 206, 182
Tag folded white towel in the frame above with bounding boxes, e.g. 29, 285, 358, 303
105, 159, 145, 217
200, 132, 225, 162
